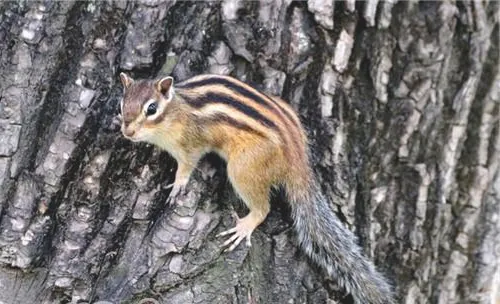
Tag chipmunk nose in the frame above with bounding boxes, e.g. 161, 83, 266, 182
123, 126, 136, 137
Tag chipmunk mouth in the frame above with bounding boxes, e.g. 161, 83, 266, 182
121, 125, 142, 142
124, 134, 143, 142
121, 131, 139, 141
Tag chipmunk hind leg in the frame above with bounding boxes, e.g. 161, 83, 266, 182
217, 145, 281, 251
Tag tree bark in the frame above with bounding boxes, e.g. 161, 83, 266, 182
0, 1, 499, 303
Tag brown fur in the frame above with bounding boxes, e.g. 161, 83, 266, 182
178, 75, 304, 147
176, 76, 309, 187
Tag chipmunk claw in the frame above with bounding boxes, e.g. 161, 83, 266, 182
217, 214, 256, 252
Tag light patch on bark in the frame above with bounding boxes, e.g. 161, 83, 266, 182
378, 0, 397, 29
307, 0, 334, 30
333, 30, 354, 73
221, 0, 242, 21
364, 0, 379, 27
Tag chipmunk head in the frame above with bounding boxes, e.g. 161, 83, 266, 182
119, 73, 175, 142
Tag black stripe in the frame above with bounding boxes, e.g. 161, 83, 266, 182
198, 113, 267, 138
178, 76, 299, 127
179, 91, 278, 130
261, 92, 300, 127
179, 77, 275, 109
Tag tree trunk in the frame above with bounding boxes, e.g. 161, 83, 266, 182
0, 1, 498, 303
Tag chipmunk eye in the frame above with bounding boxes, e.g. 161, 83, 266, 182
146, 102, 157, 116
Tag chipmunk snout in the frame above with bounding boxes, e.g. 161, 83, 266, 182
122, 125, 136, 138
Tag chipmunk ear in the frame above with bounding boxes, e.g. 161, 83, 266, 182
155, 76, 174, 99
119, 72, 134, 89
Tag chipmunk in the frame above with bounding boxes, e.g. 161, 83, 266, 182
118, 72, 395, 304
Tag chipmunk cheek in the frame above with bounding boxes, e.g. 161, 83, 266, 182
141, 122, 155, 131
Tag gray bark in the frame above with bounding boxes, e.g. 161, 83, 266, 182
0, 1, 499, 303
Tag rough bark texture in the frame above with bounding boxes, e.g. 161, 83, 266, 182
0, 1, 499, 304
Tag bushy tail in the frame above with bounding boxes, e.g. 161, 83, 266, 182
291, 184, 395, 304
